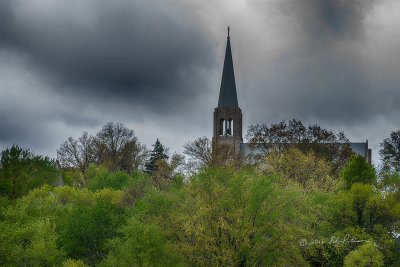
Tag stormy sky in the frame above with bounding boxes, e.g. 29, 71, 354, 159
0, 0, 399, 165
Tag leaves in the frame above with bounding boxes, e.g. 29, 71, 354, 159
340, 154, 376, 189
380, 130, 400, 171
0, 145, 58, 199
247, 119, 353, 174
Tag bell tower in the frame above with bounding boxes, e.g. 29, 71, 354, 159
213, 27, 243, 153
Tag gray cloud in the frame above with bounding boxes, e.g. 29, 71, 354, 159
0, 0, 399, 165
242, 0, 398, 125
0, 0, 216, 110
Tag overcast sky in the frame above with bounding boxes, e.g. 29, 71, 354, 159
0, 0, 399, 166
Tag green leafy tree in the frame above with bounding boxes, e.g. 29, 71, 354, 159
301, 226, 373, 266
102, 217, 182, 266
378, 169, 400, 201
260, 146, 336, 192
145, 139, 168, 175
0, 145, 58, 199
247, 119, 353, 174
88, 169, 131, 191
333, 183, 400, 235
380, 130, 400, 171
57, 199, 125, 265
344, 241, 384, 267
155, 167, 320, 266
0, 185, 68, 266
340, 155, 376, 189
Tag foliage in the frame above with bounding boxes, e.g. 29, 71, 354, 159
340, 155, 376, 189
301, 226, 372, 266
380, 130, 400, 171
2, 148, 400, 266
93, 122, 148, 172
260, 146, 336, 192
184, 137, 245, 170
333, 183, 400, 235
57, 199, 125, 265
0, 218, 66, 266
119, 170, 152, 206
247, 119, 353, 174
0, 185, 66, 266
343, 240, 384, 267
88, 169, 131, 191
152, 153, 184, 190
159, 167, 320, 266
183, 136, 212, 168
0, 145, 58, 199
145, 139, 168, 175
378, 169, 400, 200
57, 131, 95, 173
101, 217, 183, 266
63, 258, 89, 266
58, 122, 148, 174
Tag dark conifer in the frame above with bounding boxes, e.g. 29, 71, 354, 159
145, 139, 168, 174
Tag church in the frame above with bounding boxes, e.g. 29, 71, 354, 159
212, 28, 372, 164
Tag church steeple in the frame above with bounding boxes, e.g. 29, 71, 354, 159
218, 26, 238, 108
213, 27, 243, 153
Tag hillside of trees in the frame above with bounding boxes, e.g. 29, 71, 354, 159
1, 121, 400, 266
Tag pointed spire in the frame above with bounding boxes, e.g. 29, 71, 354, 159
218, 26, 238, 108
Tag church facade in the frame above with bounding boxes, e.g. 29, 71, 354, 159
213, 29, 372, 164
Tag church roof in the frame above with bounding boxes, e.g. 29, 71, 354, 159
218, 29, 239, 108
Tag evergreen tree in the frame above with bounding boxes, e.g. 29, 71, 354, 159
145, 139, 168, 175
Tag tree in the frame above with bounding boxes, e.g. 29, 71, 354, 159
333, 183, 400, 235
0, 145, 58, 199
57, 199, 125, 265
380, 130, 400, 171
57, 131, 95, 173
58, 122, 148, 173
102, 217, 182, 266
246, 119, 353, 174
377, 170, 400, 201
340, 155, 376, 189
260, 146, 336, 192
183, 137, 244, 170
183, 136, 212, 168
88, 169, 131, 192
93, 122, 148, 173
344, 241, 384, 267
145, 139, 168, 175
158, 167, 320, 266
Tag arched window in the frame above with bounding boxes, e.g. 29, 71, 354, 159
219, 119, 225, 136
227, 119, 233, 136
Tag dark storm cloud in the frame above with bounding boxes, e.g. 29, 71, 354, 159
0, 0, 216, 111
0, 0, 398, 164
245, 0, 399, 127
279, 0, 374, 41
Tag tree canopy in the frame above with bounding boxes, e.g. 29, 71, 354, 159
380, 130, 400, 171
145, 139, 168, 175
340, 155, 376, 189
0, 145, 58, 199
2, 122, 400, 266
57, 122, 148, 174
247, 119, 353, 174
